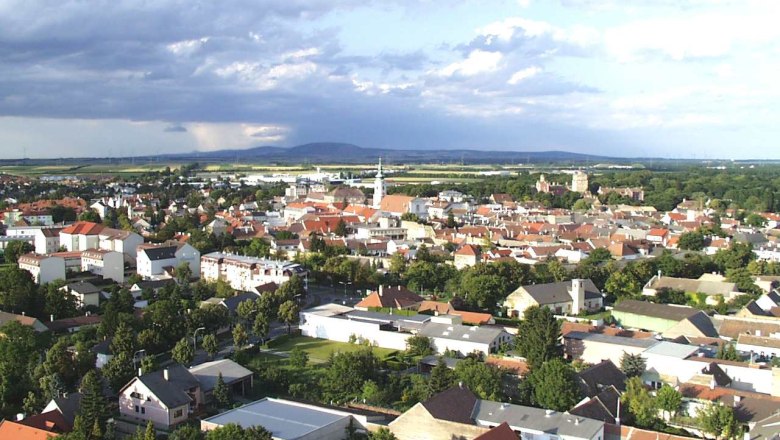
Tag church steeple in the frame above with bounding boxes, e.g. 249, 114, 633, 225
373, 157, 385, 208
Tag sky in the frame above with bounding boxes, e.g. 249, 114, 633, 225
1, 0, 779, 159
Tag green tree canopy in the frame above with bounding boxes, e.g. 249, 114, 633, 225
515, 306, 562, 370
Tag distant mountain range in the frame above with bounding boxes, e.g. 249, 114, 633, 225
164, 142, 619, 164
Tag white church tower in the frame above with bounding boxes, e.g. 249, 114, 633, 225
373, 158, 385, 208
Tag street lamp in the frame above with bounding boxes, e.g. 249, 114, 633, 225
133, 349, 146, 374
193, 326, 206, 352
338, 281, 352, 299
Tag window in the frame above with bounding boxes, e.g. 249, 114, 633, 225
135, 405, 139, 413
141, 407, 145, 414
174, 409, 183, 418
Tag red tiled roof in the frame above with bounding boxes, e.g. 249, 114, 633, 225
60, 221, 104, 235
0, 420, 60, 439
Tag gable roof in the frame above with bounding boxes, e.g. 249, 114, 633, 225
46, 392, 82, 426
64, 281, 101, 295
613, 300, 699, 321
514, 279, 601, 305
18, 410, 71, 433
61, 221, 104, 235
139, 244, 178, 261
421, 385, 478, 424
577, 360, 627, 397
0, 420, 59, 439
356, 286, 423, 309
473, 422, 518, 440
569, 386, 624, 424
122, 364, 199, 409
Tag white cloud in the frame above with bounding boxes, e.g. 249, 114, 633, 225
189, 123, 289, 150
507, 66, 541, 84
438, 50, 502, 77
167, 37, 210, 56
476, 17, 599, 47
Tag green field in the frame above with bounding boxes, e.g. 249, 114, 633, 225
265, 335, 398, 362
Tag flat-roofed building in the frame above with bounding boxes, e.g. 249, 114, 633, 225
201, 398, 368, 440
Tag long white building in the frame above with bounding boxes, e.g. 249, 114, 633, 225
200, 252, 306, 292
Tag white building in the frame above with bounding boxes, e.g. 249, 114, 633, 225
300, 304, 511, 357
5, 225, 63, 254
137, 242, 200, 279
81, 249, 124, 283
18, 253, 66, 284
570, 170, 589, 193
60, 221, 143, 262
373, 158, 386, 208
200, 252, 307, 292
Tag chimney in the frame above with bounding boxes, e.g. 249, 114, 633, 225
657, 270, 662, 280
163, 368, 170, 381
138, 368, 143, 377
50, 314, 55, 322
378, 285, 383, 297
570, 279, 585, 314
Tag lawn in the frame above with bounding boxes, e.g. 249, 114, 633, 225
267, 335, 398, 363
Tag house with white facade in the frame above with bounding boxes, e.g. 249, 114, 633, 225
503, 279, 603, 318
18, 253, 66, 284
136, 241, 200, 279
300, 304, 511, 357
200, 252, 307, 292
81, 249, 124, 283
5, 225, 63, 254
118, 365, 201, 429
60, 281, 102, 308
60, 221, 143, 262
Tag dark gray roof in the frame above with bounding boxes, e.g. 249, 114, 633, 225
569, 386, 625, 424
50, 392, 82, 426
683, 311, 719, 338
221, 291, 261, 313
127, 364, 199, 409
577, 360, 627, 397
419, 355, 461, 369
140, 245, 177, 261
133, 279, 175, 291
188, 360, 253, 393
518, 279, 601, 305
422, 385, 478, 424
613, 299, 699, 321
91, 339, 112, 355
65, 281, 102, 295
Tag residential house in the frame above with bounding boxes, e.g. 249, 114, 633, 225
355, 285, 423, 311
642, 272, 743, 306
563, 331, 657, 366
0, 311, 49, 332
136, 241, 201, 279
503, 279, 603, 318
200, 252, 306, 292
187, 360, 253, 404
118, 365, 201, 429
81, 249, 124, 283
0, 420, 60, 439
453, 244, 481, 270
388, 385, 604, 440
18, 253, 66, 284
60, 281, 102, 308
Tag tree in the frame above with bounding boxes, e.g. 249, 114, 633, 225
169, 425, 204, 440
428, 358, 456, 395
620, 352, 647, 378
370, 427, 398, 440
78, 370, 109, 437
322, 347, 381, 403
515, 306, 562, 370
604, 271, 641, 300
656, 384, 682, 420
252, 312, 270, 343
232, 323, 248, 350
213, 372, 231, 408
678, 230, 705, 251
277, 300, 300, 334
2, 240, 34, 263
176, 261, 193, 284
172, 337, 194, 366
334, 219, 348, 237
276, 275, 305, 303
745, 213, 766, 228
622, 377, 657, 428
454, 358, 502, 400
405, 335, 433, 357
697, 402, 743, 439
716, 342, 740, 361
527, 359, 582, 411
204, 423, 272, 440
0, 321, 40, 417
288, 346, 309, 369
202, 334, 219, 359
103, 352, 135, 392
110, 321, 137, 357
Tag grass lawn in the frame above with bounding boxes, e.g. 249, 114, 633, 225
267, 336, 398, 363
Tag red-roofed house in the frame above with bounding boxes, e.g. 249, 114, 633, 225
454, 244, 481, 269
355, 285, 423, 311
0, 420, 59, 439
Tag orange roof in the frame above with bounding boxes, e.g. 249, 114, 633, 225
0, 420, 59, 439
418, 301, 455, 314
379, 194, 415, 214
485, 356, 529, 376
455, 244, 480, 256
356, 285, 423, 309
473, 422, 517, 440
648, 228, 669, 237
453, 310, 493, 325
60, 221, 104, 235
